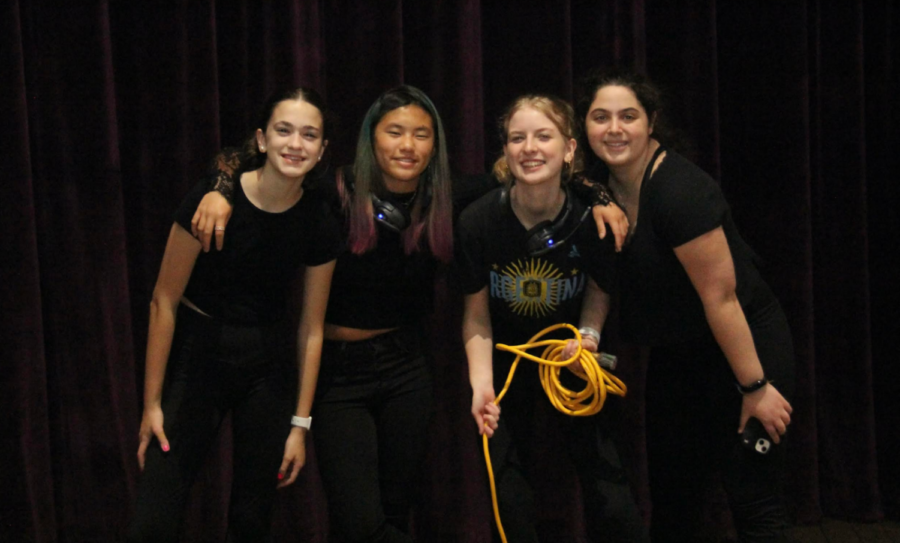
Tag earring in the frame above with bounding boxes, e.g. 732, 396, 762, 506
260, 145, 266, 152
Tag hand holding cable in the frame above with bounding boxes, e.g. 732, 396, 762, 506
482, 323, 628, 543
492, 323, 626, 416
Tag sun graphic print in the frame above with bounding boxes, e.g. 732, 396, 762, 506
500, 258, 564, 317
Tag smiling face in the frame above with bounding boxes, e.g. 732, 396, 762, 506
256, 99, 326, 181
584, 84, 654, 170
373, 104, 435, 191
503, 106, 576, 187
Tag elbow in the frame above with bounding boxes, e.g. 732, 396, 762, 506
149, 290, 176, 321
699, 282, 739, 312
149, 294, 162, 319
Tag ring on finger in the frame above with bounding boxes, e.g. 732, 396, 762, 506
214, 226, 225, 231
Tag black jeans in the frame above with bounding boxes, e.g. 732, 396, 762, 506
487, 360, 649, 543
646, 300, 795, 543
312, 327, 433, 543
127, 306, 294, 543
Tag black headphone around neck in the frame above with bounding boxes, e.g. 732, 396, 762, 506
371, 192, 411, 233
341, 168, 432, 233
500, 183, 592, 257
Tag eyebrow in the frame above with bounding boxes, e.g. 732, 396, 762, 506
508, 127, 557, 135
384, 122, 432, 132
273, 121, 320, 131
590, 107, 640, 114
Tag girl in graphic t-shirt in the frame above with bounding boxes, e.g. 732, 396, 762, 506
456, 94, 648, 543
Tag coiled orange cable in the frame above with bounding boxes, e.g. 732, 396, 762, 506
482, 323, 627, 543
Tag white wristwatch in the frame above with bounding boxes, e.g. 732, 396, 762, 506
291, 415, 312, 430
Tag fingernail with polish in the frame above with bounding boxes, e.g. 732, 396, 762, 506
162, 444, 170, 452
277, 473, 284, 480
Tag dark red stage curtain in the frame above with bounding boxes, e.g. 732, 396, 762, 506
2, 1, 897, 541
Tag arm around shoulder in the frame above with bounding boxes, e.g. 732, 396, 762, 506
192, 148, 243, 252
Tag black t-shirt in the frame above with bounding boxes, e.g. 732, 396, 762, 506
617, 149, 772, 345
456, 186, 617, 349
174, 172, 344, 325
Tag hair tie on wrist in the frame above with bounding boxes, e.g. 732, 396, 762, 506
736, 378, 768, 395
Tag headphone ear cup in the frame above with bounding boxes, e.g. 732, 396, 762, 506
525, 220, 555, 256
372, 193, 411, 232
523, 185, 577, 256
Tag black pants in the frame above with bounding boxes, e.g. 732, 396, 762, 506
127, 306, 294, 543
646, 300, 795, 543
487, 360, 649, 543
312, 327, 433, 543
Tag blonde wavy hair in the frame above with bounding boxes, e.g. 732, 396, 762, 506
492, 94, 583, 186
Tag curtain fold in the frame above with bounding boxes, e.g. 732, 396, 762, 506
715, 0, 821, 522
811, 0, 881, 520
2, 1, 896, 541
865, 1, 900, 520
1, 1, 57, 540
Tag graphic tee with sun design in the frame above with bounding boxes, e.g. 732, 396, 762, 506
456, 187, 617, 350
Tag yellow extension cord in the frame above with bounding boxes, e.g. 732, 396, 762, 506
483, 323, 628, 543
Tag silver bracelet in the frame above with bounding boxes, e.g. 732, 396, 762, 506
291, 415, 312, 430
578, 326, 601, 345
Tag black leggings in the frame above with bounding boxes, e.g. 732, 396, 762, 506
312, 327, 433, 543
646, 300, 795, 543
127, 306, 293, 543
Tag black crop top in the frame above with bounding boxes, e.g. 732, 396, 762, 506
323, 169, 496, 329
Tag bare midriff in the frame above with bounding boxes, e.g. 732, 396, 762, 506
324, 323, 399, 342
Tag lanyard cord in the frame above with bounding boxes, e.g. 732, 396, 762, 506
483, 323, 628, 542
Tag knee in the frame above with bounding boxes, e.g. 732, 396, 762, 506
496, 476, 535, 517
584, 483, 648, 543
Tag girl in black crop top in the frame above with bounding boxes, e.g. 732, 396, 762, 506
188, 86, 631, 542
578, 69, 795, 542
127, 87, 341, 542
